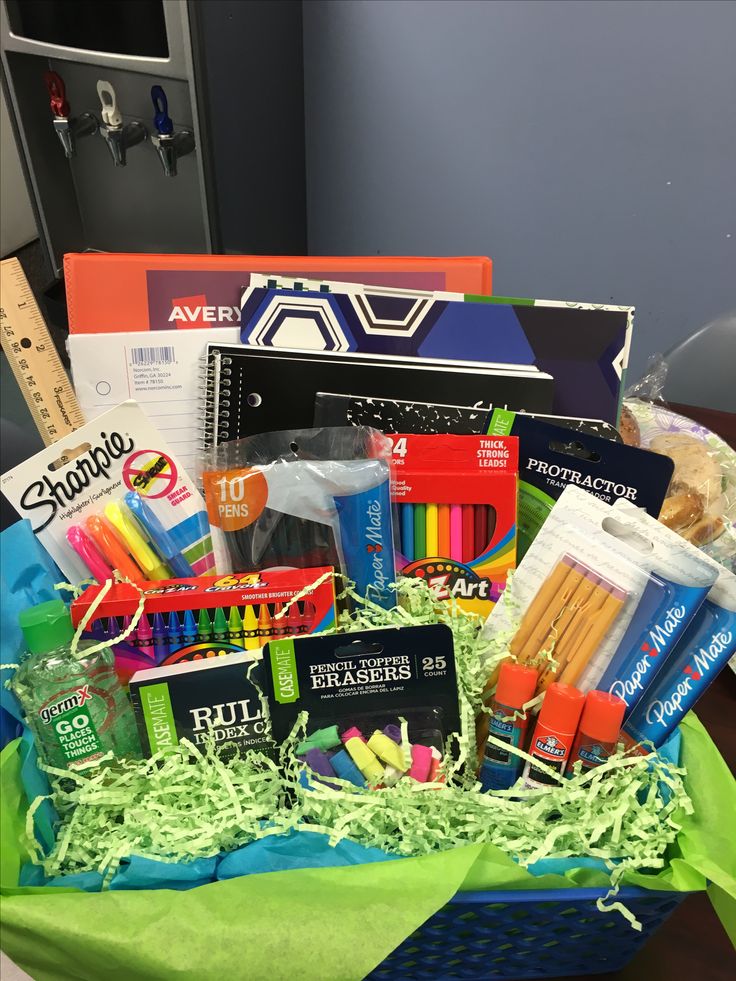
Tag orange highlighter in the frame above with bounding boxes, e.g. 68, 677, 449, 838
84, 514, 145, 582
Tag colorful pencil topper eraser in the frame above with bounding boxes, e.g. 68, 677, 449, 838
296, 725, 341, 756
367, 730, 407, 772
408, 743, 433, 782
303, 747, 337, 780
428, 746, 444, 783
344, 736, 384, 784
383, 723, 402, 744
381, 765, 404, 787
341, 726, 365, 744
331, 749, 367, 788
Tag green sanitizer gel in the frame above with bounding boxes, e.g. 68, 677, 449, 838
12, 600, 141, 771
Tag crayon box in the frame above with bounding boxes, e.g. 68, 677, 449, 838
389, 434, 518, 617
71, 567, 336, 685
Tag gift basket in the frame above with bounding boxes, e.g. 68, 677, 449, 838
1, 260, 735, 981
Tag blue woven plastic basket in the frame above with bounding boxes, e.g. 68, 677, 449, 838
369, 886, 688, 980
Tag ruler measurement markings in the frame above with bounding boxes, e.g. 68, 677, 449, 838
0, 258, 84, 446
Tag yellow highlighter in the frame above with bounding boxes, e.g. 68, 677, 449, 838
104, 501, 172, 581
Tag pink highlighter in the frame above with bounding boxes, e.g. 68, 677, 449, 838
66, 525, 114, 583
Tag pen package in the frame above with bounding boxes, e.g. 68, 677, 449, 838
129, 650, 272, 760
71, 567, 337, 684
0, 400, 214, 585
201, 427, 396, 609
263, 625, 461, 772
481, 486, 720, 712
389, 434, 518, 618
487, 408, 674, 561
622, 570, 736, 750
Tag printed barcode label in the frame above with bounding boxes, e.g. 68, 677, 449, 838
130, 346, 176, 365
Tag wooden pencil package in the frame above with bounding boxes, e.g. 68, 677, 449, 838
480, 486, 720, 710
388, 434, 518, 618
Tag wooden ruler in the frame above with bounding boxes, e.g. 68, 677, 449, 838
0, 257, 84, 445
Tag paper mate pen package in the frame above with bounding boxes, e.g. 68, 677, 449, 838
201, 427, 396, 608
71, 567, 336, 684
623, 570, 736, 750
264, 625, 461, 776
487, 408, 674, 561
129, 651, 272, 759
481, 486, 720, 709
389, 434, 518, 617
0, 400, 214, 585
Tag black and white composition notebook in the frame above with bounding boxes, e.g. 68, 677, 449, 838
200, 343, 555, 448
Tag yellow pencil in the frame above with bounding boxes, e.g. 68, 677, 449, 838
510, 554, 578, 657
534, 571, 600, 689
559, 584, 627, 686
516, 563, 588, 665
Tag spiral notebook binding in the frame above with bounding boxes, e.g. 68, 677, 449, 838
199, 348, 233, 450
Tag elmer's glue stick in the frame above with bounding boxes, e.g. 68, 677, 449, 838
566, 690, 626, 775
523, 682, 584, 788
482, 661, 538, 790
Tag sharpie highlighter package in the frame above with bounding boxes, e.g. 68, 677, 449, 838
201, 427, 396, 609
622, 569, 736, 751
0, 400, 214, 584
480, 485, 720, 713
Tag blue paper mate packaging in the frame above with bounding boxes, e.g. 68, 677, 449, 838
623, 572, 736, 748
334, 480, 396, 609
596, 574, 714, 716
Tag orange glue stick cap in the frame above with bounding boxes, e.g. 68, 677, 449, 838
496, 662, 538, 709
539, 682, 585, 735
579, 690, 626, 743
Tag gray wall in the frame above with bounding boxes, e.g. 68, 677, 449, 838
303, 0, 736, 380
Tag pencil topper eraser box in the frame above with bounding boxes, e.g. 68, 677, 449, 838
263, 624, 461, 751
71, 567, 337, 685
389, 434, 518, 618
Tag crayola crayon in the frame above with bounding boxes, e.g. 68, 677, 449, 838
243, 604, 260, 649
228, 606, 244, 643
136, 613, 154, 660
301, 601, 316, 633
401, 503, 415, 561
121, 615, 135, 645
258, 603, 273, 642
167, 611, 182, 649
197, 608, 213, 642
152, 612, 168, 661
107, 616, 119, 640
182, 609, 198, 645
286, 601, 302, 636
272, 602, 286, 637
213, 607, 229, 642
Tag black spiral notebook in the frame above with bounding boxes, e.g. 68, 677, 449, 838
201, 343, 554, 447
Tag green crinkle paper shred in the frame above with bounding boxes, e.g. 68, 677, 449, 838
30, 577, 693, 925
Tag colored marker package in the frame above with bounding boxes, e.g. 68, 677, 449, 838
129, 650, 273, 760
71, 567, 336, 685
201, 427, 396, 608
263, 625, 461, 775
481, 486, 720, 710
487, 408, 675, 560
623, 570, 736, 750
389, 433, 518, 617
0, 400, 214, 584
